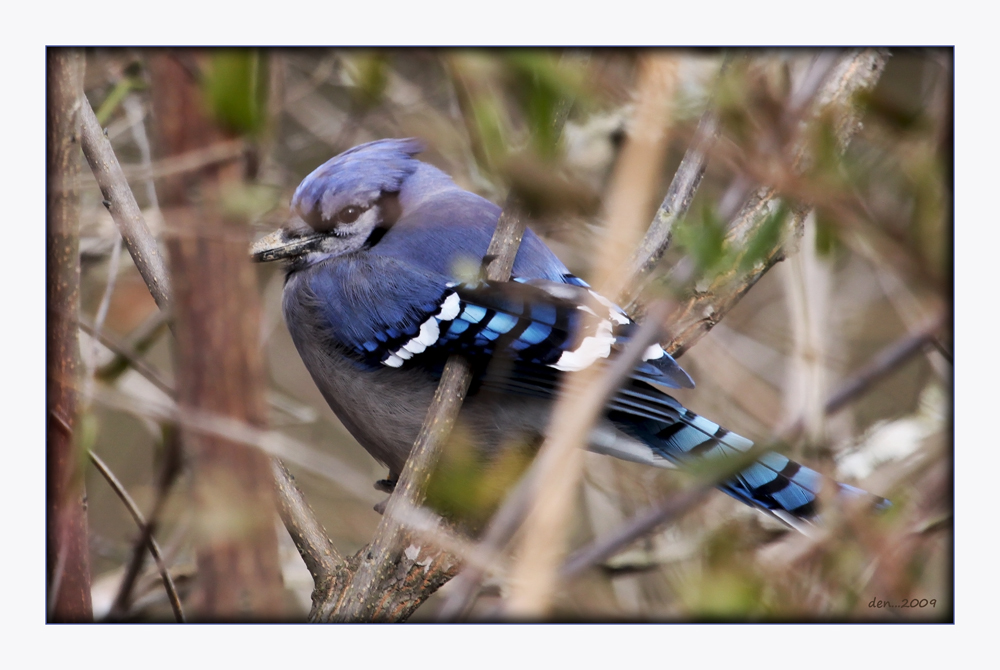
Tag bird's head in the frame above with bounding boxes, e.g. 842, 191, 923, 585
251, 138, 425, 267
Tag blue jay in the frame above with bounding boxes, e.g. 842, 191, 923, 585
252, 138, 888, 531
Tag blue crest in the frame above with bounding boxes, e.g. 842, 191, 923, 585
291, 138, 427, 221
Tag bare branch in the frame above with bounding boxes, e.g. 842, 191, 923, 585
620, 55, 734, 311
78, 90, 172, 312
825, 315, 947, 416
326, 357, 475, 621
104, 414, 183, 622
89, 451, 185, 622
91, 384, 381, 505
561, 486, 714, 580
621, 110, 717, 310
79, 317, 175, 398
664, 49, 890, 358
95, 310, 170, 383
272, 461, 344, 583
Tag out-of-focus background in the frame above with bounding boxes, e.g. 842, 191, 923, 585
73, 48, 951, 621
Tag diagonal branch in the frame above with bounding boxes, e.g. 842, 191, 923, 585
504, 53, 680, 619
89, 450, 185, 622
326, 171, 535, 623
78, 93, 171, 313
663, 49, 889, 358
620, 56, 733, 313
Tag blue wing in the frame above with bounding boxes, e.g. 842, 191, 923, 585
304, 256, 693, 390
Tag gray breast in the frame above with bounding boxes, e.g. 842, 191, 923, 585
281, 269, 552, 477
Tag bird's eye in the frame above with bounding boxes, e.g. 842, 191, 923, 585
336, 206, 363, 224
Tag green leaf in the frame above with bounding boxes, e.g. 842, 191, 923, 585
504, 51, 584, 161
202, 49, 268, 136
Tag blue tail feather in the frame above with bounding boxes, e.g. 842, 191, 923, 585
611, 383, 890, 527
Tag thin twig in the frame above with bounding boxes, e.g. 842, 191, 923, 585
825, 315, 946, 415
930, 337, 952, 364
80, 315, 367, 566
561, 486, 714, 580
118, 138, 246, 184
621, 110, 717, 312
95, 310, 170, 382
89, 451, 185, 622
81, 91, 161, 387
105, 425, 182, 621
84, 233, 122, 401
433, 469, 539, 620
777, 312, 946, 443
78, 317, 175, 399
559, 431, 799, 581
90, 384, 381, 505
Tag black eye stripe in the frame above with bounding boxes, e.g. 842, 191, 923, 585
297, 204, 325, 230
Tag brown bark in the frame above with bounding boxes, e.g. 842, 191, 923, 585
46, 47, 93, 622
149, 50, 286, 621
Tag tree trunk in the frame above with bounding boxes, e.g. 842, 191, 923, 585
46, 47, 93, 623
149, 49, 286, 621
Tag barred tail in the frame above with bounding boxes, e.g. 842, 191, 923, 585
607, 389, 890, 531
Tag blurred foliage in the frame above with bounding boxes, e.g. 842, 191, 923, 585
220, 182, 283, 222
342, 51, 391, 110
73, 48, 952, 623
94, 62, 144, 126
202, 49, 269, 137
424, 427, 536, 532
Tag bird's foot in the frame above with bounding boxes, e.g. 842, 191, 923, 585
373, 477, 398, 514
374, 478, 397, 494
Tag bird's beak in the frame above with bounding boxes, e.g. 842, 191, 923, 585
250, 228, 322, 263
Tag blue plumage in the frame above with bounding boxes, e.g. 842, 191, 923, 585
252, 138, 889, 531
